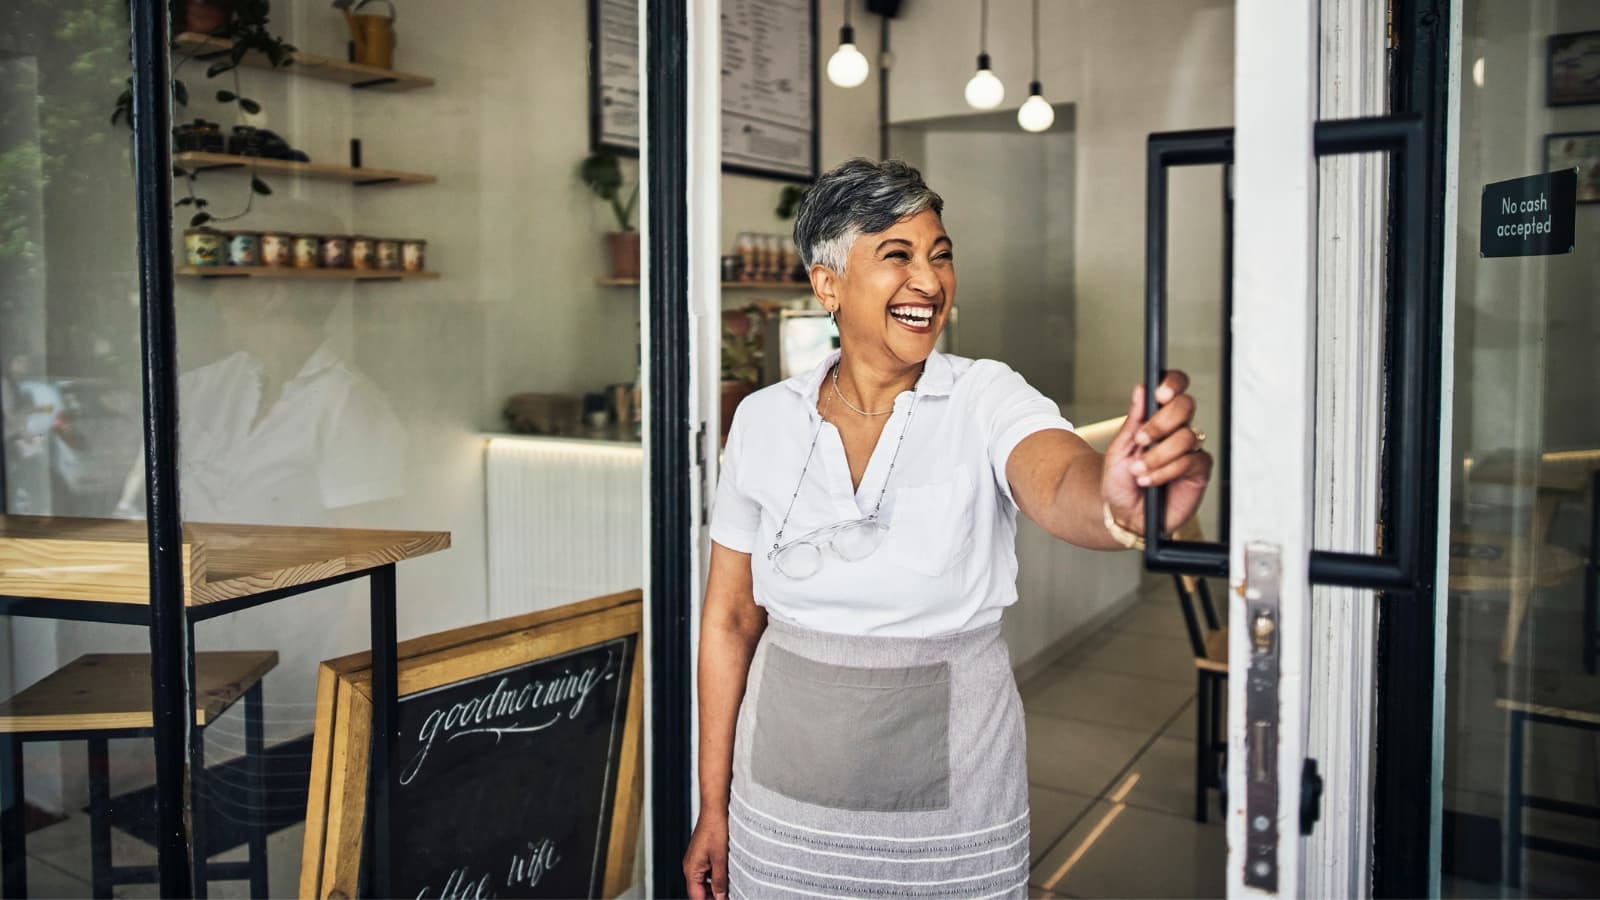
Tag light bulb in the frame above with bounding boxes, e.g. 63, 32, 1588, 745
1018, 81, 1054, 132
827, 41, 870, 88
964, 55, 1004, 109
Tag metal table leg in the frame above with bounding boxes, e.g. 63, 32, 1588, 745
1195, 670, 1210, 823
245, 683, 268, 899
365, 564, 398, 899
191, 712, 209, 900
1585, 471, 1598, 675
1505, 709, 1526, 888
88, 738, 112, 898
1, 733, 26, 898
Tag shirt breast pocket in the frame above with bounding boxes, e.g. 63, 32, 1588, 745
882, 463, 978, 577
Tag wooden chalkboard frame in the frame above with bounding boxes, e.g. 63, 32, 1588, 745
299, 590, 645, 899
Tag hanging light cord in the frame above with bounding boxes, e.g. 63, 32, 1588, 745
979, 0, 989, 55
843, 0, 852, 29
1031, 0, 1041, 81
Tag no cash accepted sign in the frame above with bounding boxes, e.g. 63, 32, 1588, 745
1480, 170, 1577, 258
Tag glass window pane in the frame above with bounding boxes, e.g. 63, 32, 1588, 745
2, 1, 164, 894
1442, 1, 1600, 895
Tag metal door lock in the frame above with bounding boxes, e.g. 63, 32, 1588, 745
1243, 544, 1282, 892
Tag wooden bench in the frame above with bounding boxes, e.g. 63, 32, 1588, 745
0, 651, 277, 898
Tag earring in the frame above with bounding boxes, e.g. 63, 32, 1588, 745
828, 307, 837, 324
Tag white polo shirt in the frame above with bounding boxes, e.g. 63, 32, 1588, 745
711, 350, 1074, 637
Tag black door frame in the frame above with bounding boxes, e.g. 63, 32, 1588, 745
645, 0, 695, 895
1372, 1, 1450, 897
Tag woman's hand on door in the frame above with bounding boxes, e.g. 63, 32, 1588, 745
1102, 370, 1213, 535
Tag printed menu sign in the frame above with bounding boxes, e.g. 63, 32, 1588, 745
395, 636, 636, 899
593, 0, 815, 180
1480, 170, 1577, 258
594, 0, 640, 151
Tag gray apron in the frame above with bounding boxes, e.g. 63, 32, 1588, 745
728, 617, 1030, 899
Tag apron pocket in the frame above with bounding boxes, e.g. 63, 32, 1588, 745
751, 645, 951, 812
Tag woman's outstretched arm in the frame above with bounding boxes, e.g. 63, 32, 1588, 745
1009, 371, 1212, 548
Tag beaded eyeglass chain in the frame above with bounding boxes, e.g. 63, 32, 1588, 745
769, 364, 922, 558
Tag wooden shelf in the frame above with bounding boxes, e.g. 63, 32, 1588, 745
173, 32, 435, 92
597, 277, 812, 291
174, 152, 435, 186
178, 266, 439, 282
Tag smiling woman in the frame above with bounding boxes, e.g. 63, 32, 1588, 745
683, 158, 1214, 899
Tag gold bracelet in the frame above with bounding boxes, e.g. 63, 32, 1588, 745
1103, 502, 1146, 550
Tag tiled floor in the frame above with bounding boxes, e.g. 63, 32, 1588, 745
1022, 588, 1228, 899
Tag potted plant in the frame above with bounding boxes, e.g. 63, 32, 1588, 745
579, 151, 640, 279
111, 0, 295, 228
720, 306, 766, 445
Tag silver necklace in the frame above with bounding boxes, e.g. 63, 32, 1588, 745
831, 365, 895, 417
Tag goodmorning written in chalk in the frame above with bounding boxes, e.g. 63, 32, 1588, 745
400, 654, 616, 785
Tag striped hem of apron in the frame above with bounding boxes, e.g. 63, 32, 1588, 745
729, 617, 1030, 899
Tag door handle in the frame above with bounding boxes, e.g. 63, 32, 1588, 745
1142, 115, 1427, 591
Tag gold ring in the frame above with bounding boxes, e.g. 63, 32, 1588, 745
1192, 428, 1207, 447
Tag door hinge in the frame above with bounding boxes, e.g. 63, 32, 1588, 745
696, 424, 708, 526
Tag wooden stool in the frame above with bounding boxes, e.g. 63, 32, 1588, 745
0, 651, 277, 898
1496, 665, 1600, 888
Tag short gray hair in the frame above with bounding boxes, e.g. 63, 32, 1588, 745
793, 158, 944, 273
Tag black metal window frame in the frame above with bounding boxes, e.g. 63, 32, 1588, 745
1375, 1, 1450, 897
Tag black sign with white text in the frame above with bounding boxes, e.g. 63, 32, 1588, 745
390, 636, 635, 899
1480, 170, 1577, 258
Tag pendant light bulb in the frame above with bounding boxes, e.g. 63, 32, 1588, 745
827, 24, 870, 88
964, 54, 1005, 110
1018, 81, 1055, 132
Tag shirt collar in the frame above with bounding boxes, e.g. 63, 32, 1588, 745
783, 348, 956, 407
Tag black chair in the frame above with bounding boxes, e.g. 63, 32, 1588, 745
1172, 563, 1226, 823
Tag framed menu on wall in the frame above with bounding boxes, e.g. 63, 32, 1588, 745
591, 0, 819, 182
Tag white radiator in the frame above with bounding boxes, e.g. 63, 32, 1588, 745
485, 436, 645, 618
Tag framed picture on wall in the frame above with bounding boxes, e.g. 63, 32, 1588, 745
590, 0, 820, 182
1544, 131, 1600, 202
1547, 30, 1600, 106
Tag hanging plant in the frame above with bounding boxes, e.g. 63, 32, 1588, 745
111, 0, 295, 227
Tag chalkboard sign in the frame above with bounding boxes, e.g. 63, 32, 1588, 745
394, 636, 635, 897
301, 592, 645, 899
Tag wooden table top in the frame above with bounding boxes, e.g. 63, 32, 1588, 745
0, 516, 450, 607
0, 651, 278, 733
1447, 530, 1584, 594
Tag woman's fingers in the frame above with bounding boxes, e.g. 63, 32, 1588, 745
1135, 392, 1195, 447
1154, 369, 1190, 404
711, 849, 729, 900
1145, 447, 1213, 491
686, 851, 709, 900
1133, 427, 1198, 483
